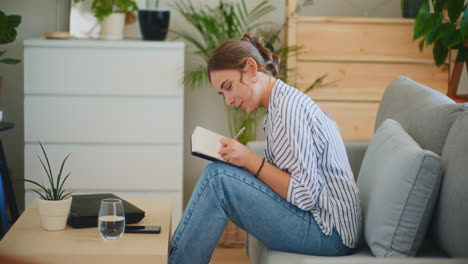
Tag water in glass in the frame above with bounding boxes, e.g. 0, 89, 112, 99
98, 198, 125, 240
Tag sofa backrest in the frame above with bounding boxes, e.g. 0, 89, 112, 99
376, 76, 468, 257
375, 76, 465, 156
432, 110, 468, 258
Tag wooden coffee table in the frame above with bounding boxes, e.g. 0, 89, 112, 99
0, 198, 172, 264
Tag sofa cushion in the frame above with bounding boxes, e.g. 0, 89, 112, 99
433, 109, 468, 258
357, 119, 442, 257
375, 76, 465, 156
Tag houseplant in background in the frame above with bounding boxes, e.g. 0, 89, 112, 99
0, 10, 21, 122
414, 0, 468, 99
73, 0, 139, 40
414, 0, 468, 66
21, 142, 73, 231
139, 0, 170, 40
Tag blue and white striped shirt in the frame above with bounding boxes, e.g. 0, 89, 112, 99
264, 79, 362, 248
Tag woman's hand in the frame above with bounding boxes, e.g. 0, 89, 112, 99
218, 137, 254, 167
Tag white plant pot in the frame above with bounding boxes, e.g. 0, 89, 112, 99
37, 196, 72, 231
100, 13, 125, 40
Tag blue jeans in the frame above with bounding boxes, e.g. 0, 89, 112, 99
168, 162, 352, 263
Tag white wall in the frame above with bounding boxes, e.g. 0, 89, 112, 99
2, 0, 465, 213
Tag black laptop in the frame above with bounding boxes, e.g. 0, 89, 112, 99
67, 193, 145, 228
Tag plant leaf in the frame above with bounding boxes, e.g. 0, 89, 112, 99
20, 179, 49, 196
419, 38, 425, 52
456, 45, 468, 61
38, 141, 57, 198
460, 8, 468, 38
304, 73, 328, 93
448, 0, 464, 23
58, 172, 72, 195
0, 58, 21, 64
32, 189, 47, 200
441, 24, 462, 48
413, 2, 431, 40
56, 153, 71, 191
433, 39, 449, 66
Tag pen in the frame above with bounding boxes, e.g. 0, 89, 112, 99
233, 127, 246, 140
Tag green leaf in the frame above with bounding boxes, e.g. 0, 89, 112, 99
413, 3, 431, 40
38, 142, 56, 198
419, 38, 425, 52
0, 58, 21, 64
448, 0, 464, 23
434, 0, 447, 11
424, 12, 444, 45
433, 39, 449, 66
441, 24, 462, 48
460, 9, 468, 38
304, 73, 327, 93
7, 15, 21, 28
455, 45, 468, 61
56, 153, 71, 191
0, 11, 7, 38
32, 189, 47, 200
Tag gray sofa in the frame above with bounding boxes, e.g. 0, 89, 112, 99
247, 76, 468, 263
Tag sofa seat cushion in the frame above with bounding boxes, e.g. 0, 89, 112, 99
248, 235, 456, 264
433, 109, 468, 257
357, 119, 443, 257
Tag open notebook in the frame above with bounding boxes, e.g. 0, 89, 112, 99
190, 126, 225, 162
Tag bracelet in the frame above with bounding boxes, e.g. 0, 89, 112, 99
255, 158, 266, 178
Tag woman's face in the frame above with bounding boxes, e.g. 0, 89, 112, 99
210, 60, 260, 114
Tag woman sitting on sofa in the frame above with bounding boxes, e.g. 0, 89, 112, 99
168, 34, 362, 264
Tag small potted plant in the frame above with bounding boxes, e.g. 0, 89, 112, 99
21, 142, 73, 231
74, 0, 139, 40
138, 0, 170, 40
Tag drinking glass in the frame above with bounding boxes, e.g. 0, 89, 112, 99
98, 198, 125, 240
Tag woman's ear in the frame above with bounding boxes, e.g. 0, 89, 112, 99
245, 57, 258, 77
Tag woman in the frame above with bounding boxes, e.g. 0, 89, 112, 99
169, 34, 361, 263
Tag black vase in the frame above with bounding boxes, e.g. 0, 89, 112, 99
402, 0, 427, 18
138, 10, 170, 41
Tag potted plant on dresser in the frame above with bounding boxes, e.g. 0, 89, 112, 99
21, 142, 73, 231
73, 0, 139, 40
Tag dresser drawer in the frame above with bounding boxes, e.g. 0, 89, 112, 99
25, 96, 183, 144
25, 144, 182, 191
24, 40, 184, 96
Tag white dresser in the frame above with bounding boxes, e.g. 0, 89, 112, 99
23, 38, 184, 229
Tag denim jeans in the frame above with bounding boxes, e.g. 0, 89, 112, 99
168, 162, 352, 263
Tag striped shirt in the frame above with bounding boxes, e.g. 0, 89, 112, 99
263, 79, 362, 248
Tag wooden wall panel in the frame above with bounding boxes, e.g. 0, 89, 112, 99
316, 101, 379, 140
297, 62, 449, 101
296, 17, 434, 63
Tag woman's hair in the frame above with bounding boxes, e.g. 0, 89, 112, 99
207, 33, 280, 83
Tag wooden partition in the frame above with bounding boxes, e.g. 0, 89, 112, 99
286, 1, 449, 140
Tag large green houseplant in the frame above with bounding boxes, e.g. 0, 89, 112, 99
173, 0, 314, 145
21, 142, 73, 231
0, 10, 21, 65
413, 0, 468, 66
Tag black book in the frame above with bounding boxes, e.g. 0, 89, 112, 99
67, 193, 145, 228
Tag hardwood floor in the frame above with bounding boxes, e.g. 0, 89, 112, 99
210, 246, 250, 264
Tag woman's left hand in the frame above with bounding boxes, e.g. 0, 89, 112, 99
218, 137, 253, 167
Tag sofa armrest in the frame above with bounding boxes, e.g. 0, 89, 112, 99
344, 141, 369, 181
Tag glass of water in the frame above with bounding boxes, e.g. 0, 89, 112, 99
98, 198, 125, 240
